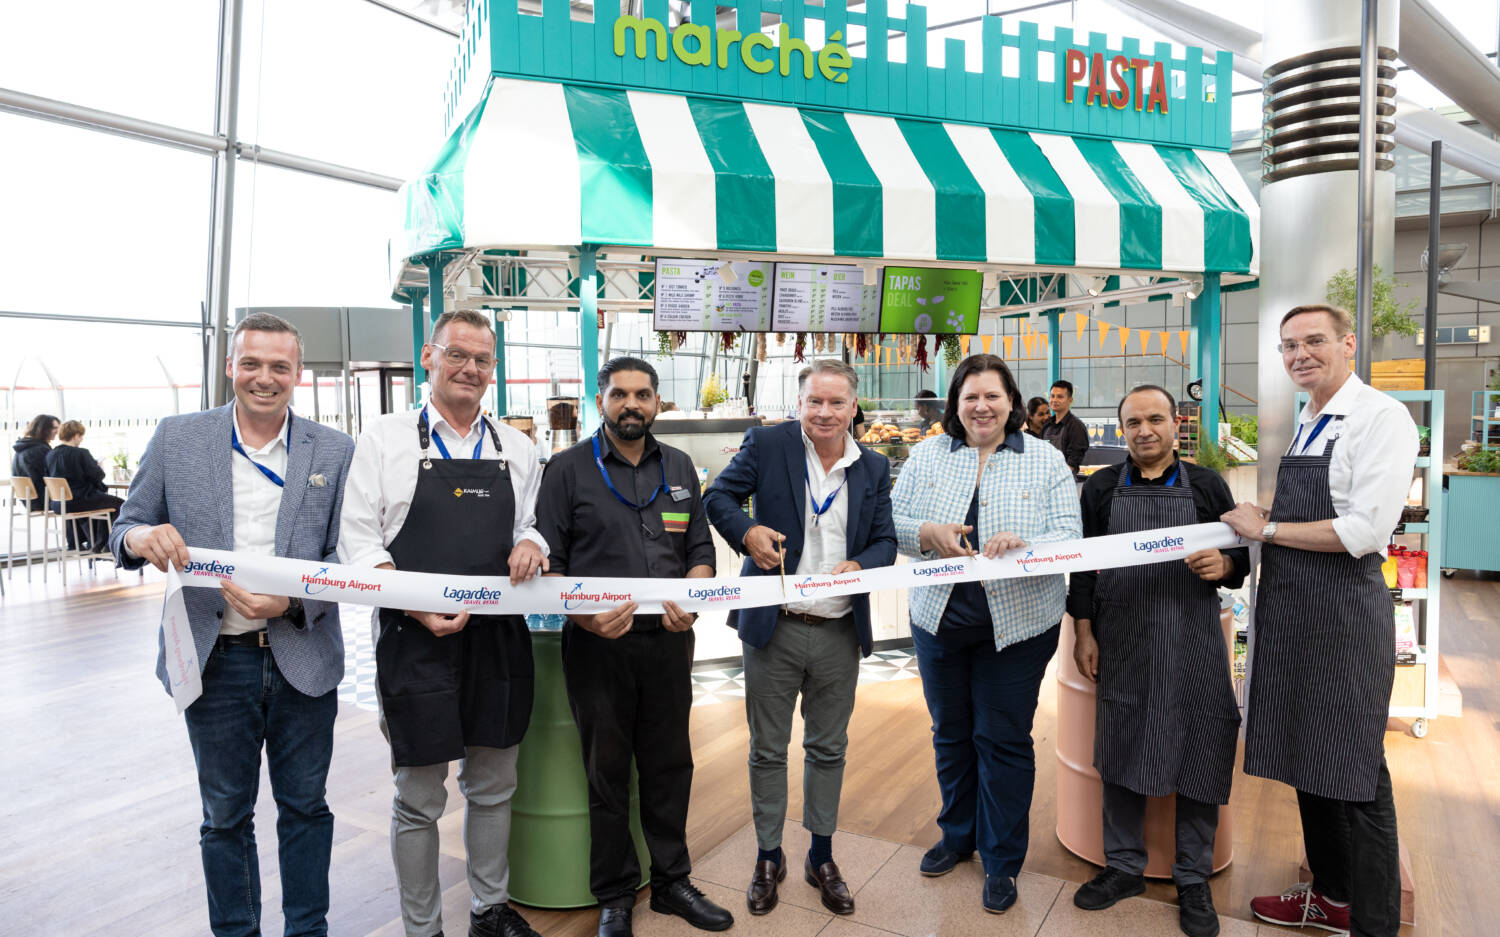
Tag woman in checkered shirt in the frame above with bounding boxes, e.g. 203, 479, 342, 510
890, 354, 1082, 916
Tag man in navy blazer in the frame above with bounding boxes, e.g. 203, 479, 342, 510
704, 359, 896, 918
111, 312, 355, 937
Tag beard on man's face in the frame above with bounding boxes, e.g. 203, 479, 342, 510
604, 407, 653, 440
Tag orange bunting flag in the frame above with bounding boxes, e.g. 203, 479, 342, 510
1138, 329, 1151, 354
960, 335, 971, 354
1118, 326, 1131, 353
1177, 330, 1190, 358
1075, 313, 1089, 341
1040, 334, 1049, 355
981, 335, 994, 354
1159, 331, 1171, 355
1000, 335, 1011, 357
1097, 320, 1112, 344
1022, 333, 1036, 358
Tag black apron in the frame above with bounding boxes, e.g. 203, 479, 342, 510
1092, 463, 1240, 804
375, 412, 534, 768
1245, 418, 1393, 801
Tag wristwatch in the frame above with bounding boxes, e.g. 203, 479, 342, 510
1261, 521, 1279, 544
283, 597, 306, 626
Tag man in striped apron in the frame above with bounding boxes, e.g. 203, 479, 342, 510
1069, 385, 1246, 937
1223, 305, 1418, 937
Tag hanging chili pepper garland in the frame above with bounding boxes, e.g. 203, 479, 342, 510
721, 330, 737, 353
915, 335, 930, 372
793, 332, 807, 362
856, 333, 868, 358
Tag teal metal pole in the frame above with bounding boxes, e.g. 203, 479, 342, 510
410, 289, 427, 401
484, 264, 507, 414
579, 245, 599, 433
1198, 273, 1222, 448
426, 255, 446, 323
1047, 311, 1061, 387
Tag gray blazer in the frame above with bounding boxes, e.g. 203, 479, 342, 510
110, 405, 356, 698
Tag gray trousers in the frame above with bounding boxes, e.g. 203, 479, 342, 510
743, 613, 860, 850
388, 744, 519, 937
1102, 781, 1219, 885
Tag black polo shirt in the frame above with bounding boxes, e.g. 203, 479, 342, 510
535, 428, 716, 631
1065, 457, 1250, 621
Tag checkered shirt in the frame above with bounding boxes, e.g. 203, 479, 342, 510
891, 432, 1082, 650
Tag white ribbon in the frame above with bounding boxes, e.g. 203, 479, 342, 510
173, 522, 1244, 616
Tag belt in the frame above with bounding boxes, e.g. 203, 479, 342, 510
217, 630, 270, 649
779, 608, 842, 625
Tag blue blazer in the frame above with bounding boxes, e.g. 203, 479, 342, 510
704, 419, 897, 657
110, 406, 356, 698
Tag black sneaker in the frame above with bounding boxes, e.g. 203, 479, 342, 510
919, 841, 974, 877
1073, 867, 1146, 910
1176, 882, 1220, 937
471, 904, 541, 937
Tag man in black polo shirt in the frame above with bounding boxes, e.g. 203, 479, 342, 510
535, 356, 732, 937
1043, 379, 1090, 474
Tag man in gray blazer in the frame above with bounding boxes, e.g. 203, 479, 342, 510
111, 312, 355, 937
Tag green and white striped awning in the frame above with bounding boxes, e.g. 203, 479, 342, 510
398, 76, 1259, 276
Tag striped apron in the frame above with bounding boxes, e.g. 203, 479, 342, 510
1092, 464, 1241, 805
1245, 418, 1394, 801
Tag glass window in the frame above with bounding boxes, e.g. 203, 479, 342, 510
0, 113, 212, 321
237, 0, 456, 180
0, 0, 219, 130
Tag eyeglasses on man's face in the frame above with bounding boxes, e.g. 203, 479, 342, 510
429, 342, 495, 371
1275, 335, 1335, 356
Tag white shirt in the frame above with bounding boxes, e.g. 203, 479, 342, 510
337, 406, 547, 571
1290, 372, 1418, 558
222, 405, 289, 635
786, 430, 861, 618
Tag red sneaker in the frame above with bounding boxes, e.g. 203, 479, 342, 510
1250, 882, 1351, 933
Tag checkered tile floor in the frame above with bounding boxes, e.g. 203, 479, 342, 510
336, 606, 918, 713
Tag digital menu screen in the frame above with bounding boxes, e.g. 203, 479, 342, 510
770, 263, 882, 333
877, 266, 982, 334
651, 259, 773, 332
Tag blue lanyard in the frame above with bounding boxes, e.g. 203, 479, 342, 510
804, 460, 848, 526
422, 406, 484, 460
1290, 413, 1334, 455
230, 413, 292, 488
592, 431, 667, 511
1125, 462, 1179, 488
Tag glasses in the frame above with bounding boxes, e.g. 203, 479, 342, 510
1275, 335, 1333, 355
429, 342, 495, 371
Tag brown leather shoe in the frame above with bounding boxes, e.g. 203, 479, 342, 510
804, 856, 855, 915
746, 858, 787, 915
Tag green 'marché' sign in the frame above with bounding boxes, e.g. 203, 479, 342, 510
443, 0, 1233, 151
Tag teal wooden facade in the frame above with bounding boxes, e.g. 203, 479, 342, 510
443, 0, 1234, 151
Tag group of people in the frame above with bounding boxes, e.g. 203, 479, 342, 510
109, 303, 1413, 937
10, 412, 124, 550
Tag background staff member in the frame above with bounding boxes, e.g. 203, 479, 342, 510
1023, 397, 1050, 440
110, 312, 354, 937
1069, 385, 1247, 937
705, 359, 896, 918
889, 354, 1080, 916
1042, 379, 1089, 475
1223, 304, 1417, 937
338, 309, 547, 937
535, 356, 730, 937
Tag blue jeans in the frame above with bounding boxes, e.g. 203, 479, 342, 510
911, 622, 1060, 878
183, 644, 338, 937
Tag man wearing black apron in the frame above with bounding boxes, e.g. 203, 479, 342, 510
1224, 305, 1417, 937
339, 310, 549, 937
1067, 385, 1247, 937
535, 357, 730, 937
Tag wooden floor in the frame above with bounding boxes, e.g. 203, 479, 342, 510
0, 564, 1495, 937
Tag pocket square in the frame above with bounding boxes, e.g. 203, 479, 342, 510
308, 474, 327, 488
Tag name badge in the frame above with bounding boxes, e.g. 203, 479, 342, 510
670, 487, 691, 502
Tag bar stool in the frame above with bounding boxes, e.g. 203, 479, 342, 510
41, 477, 118, 586
7, 477, 48, 583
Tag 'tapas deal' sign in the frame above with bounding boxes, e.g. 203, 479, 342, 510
1063, 49, 1170, 114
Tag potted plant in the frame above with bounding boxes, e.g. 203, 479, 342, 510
1324, 266, 1419, 359
110, 451, 133, 484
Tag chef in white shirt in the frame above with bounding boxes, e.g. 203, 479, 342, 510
1222, 303, 1416, 937
338, 308, 547, 937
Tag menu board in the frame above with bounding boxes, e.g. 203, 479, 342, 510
770, 263, 881, 333
878, 266, 982, 334
652, 259, 772, 332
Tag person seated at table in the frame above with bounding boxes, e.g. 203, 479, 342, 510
11, 413, 59, 510
44, 420, 124, 551
890, 354, 1081, 915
